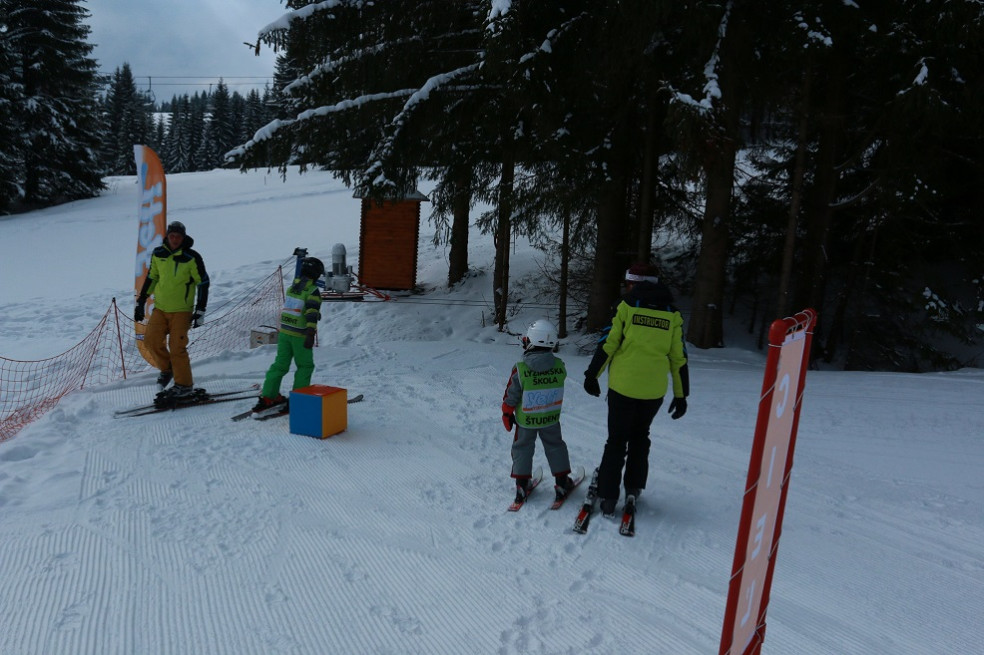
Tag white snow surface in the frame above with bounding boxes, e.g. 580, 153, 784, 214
1, 168, 982, 654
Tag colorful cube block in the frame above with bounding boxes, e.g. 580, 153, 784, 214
289, 385, 347, 439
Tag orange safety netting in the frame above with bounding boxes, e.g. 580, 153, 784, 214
0, 267, 285, 442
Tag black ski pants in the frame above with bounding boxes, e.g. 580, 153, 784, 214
597, 389, 663, 501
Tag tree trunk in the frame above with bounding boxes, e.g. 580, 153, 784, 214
558, 210, 570, 339
586, 172, 627, 332
776, 69, 812, 319
824, 227, 866, 365
842, 221, 880, 370
636, 103, 663, 262
447, 165, 471, 288
796, 59, 844, 318
686, 144, 733, 349
493, 148, 515, 330
685, 8, 742, 350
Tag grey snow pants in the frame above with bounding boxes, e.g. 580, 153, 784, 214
510, 422, 572, 480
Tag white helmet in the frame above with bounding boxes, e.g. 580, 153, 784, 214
523, 319, 558, 351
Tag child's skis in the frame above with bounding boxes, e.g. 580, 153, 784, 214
508, 466, 543, 511
231, 393, 364, 421
550, 465, 585, 510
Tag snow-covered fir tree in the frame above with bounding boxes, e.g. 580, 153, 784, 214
200, 80, 237, 169
0, 14, 27, 213
101, 63, 154, 175
4, 0, 104, 206
229, 0, 982, 371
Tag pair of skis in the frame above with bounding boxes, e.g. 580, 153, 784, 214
507, 465, 586, 512
114, 385, 260, 418
229, 393, 364, 422
571, 469, 635, 537
115, 387, 364, 420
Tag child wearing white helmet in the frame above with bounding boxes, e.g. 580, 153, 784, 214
501, 319, 577, 505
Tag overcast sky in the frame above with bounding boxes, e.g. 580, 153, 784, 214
86, 0, 282, 103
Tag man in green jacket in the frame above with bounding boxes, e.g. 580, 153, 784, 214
583, 262, 690, 517
251, 256, 325, 416
134, 221, 209, 398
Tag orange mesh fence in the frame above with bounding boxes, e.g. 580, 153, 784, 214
1, 267, 284, 442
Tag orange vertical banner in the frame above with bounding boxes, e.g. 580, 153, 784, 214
133, 145, 167, 366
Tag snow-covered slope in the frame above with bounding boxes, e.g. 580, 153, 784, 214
1, 169, 982, 654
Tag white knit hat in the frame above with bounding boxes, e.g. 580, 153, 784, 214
625, 262, 659, 283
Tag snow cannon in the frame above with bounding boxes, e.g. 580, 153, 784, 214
328, 243, 353, 293
331, 243, 346, 276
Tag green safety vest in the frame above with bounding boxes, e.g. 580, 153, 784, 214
279, 278, 322, 337
514, 360, 567, 428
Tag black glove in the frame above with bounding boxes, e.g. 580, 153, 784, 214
134, 298, 146, 322
584, 375, 601, 397
668, 397, 687, 419
303, 328, 316, 349
191, 308, 206, 329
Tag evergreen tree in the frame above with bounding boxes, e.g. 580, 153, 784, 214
152, 114, 166, 153
227, 0, 982, 370
501, 1, 693, 331
236, 1, 553, 314
5, 0, 104, 205
102, 63, 153, 174
164, 94, 193, 173
0, 10, 26, 212
811, 2, 984, 369
241, 88, 267, 143
228, 91, 246, 159
189, 92, 209, 171
202, 80, 236, 168
235, 87, 276, 168
661, 1, 770, 348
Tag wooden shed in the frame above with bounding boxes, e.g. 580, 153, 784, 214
356, 190, 428, 291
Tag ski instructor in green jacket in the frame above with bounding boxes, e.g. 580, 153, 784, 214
134, 221, 209, 399
583, 262, 690, 517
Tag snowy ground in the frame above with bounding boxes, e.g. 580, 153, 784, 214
1, 168, 982, 654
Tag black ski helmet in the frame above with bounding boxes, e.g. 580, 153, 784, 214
300, 256, 325, 279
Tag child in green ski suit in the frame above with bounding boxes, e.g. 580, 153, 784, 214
253, 257, 324, 413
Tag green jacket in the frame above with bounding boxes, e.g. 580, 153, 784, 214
279, 277, 322, 337
140, 235, 209, 313
587, 281, 689, 400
